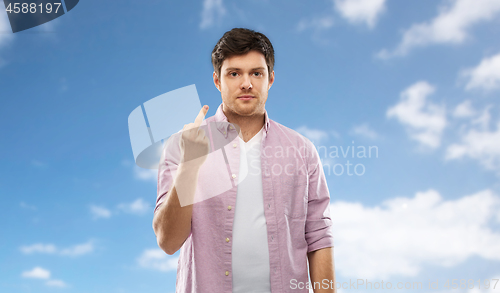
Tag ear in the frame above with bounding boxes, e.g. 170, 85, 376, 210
268, 70, 275, 90
213, 72, 221, 92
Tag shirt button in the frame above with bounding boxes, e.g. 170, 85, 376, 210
228, 205, 232, 211
232, 174, 236, 179
233, 143, 237, 148
225, 271, 230, 276
226, 237, 230, 243
229, 125, 234, 130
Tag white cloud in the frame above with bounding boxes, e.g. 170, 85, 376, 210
471, 105, 493, 130
20, 244, 57, 254
386, 81, 447, 148
329, 130, 341, 139
463, 52, 500, 92
20, 241, 94, 257
445, 107, 500, 172
320, 157, 337, 171
90, 205, 112, 219
46, 279, 67, 288
378, 0, 500, 58
332, 189, 500, 279
118, 198, 151, 215
21, 267, 68, 288
137, 248, 178, 272
21, 267, 51, 279
0, 8, 13, 67
334, 0, 386, 29
295, 126, 330, 145
134, 165, 157, 181
453, 100, 476, 118
59, 77, 68, 92
350, 123, 378, 139
0, 10, 13, 47
60, 241, 94, 257
200, 0, 226, 29
296, 15, 335, 32
31, 159, 46, 167
20, 201, 37, 210
468, 276, 500, 293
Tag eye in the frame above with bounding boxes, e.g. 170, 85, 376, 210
230, 72, 238, 77
253, 72, 262, 77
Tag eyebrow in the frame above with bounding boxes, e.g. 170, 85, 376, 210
225, 67, 266, 72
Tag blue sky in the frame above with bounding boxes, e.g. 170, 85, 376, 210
1, 0, 500, 292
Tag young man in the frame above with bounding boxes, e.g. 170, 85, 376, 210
153, 28, 335, 293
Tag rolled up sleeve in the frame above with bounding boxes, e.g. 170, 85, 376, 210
304, 141, 334, 252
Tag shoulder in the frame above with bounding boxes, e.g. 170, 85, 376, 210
268, 119, 323, 176
269, 119, 315, 149
268, 119, 319, 166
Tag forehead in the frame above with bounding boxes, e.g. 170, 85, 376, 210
221, 50, 267, 70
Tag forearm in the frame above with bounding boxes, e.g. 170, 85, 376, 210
153, 163, 200, 255
308, 247, 336, 293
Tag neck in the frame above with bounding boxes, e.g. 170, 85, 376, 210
222, 105, 265, 142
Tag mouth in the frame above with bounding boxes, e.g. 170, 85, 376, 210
237, 95, 255, 100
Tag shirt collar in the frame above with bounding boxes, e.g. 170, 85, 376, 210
213, 103, 270, 138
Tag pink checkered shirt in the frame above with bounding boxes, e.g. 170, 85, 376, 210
155, 103, 333, 292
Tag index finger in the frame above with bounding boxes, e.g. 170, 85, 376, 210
193, 105, 208, 127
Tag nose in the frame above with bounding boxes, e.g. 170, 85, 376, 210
240, 74, 253, 90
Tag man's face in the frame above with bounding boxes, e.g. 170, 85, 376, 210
213, 50, 274, 117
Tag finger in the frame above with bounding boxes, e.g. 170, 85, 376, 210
197, 129, 206, 138
182, 123, 194, 132
193, 105, 209, 127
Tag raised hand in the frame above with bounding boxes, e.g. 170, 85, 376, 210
179, 105, 210, 166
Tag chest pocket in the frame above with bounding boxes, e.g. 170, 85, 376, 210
281, 172, 308, 218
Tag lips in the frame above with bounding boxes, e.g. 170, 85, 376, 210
237, 95, 255, 100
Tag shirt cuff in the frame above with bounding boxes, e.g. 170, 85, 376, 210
306, 224, 334, 253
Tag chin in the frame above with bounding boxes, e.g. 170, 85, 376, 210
234, 107, 256, 116
224, 98, 262, 116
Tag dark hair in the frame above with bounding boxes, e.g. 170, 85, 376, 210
211, 28, 275, 80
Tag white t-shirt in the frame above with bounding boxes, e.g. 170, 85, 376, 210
232, 126, 271, 293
